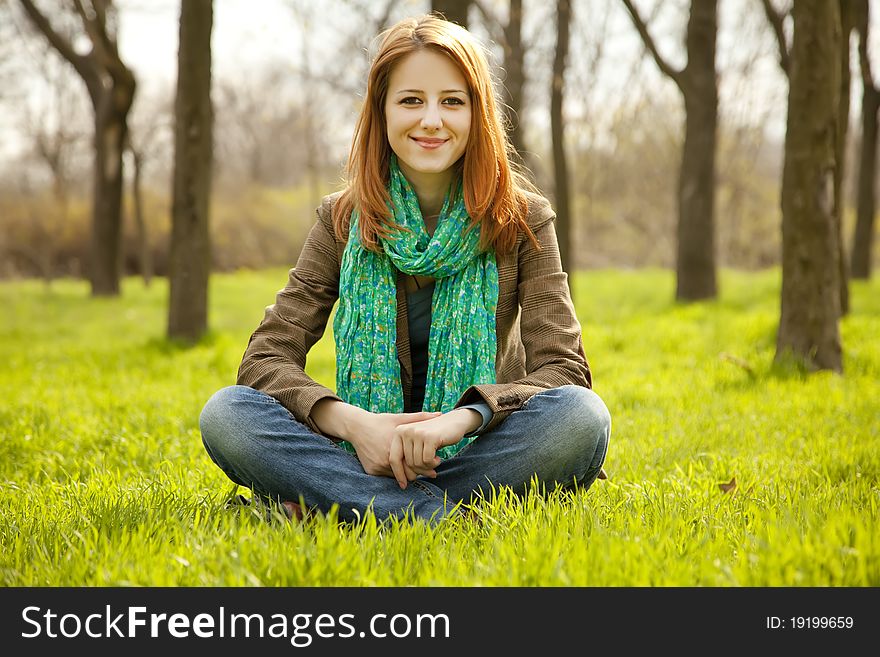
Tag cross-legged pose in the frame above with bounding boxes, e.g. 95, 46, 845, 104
199, 14, 610, 524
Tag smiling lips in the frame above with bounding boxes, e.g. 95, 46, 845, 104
411, 137, 448, 149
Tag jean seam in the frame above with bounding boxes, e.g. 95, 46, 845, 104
245, 391, 281, 406
582, 428, 610, 484
411, 480, 441, 499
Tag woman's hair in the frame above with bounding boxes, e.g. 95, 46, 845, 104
334, 13, 539, 254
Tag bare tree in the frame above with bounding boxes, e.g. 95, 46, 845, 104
775, 0, 843, 372
126, 140, 151, 286
0, 3, 21, 104
167, 0, 213, 343
122, 81, 172, 288
621, 0, 719, 301
331, 0, 399, 92
22, 54, 87, 282
214, 69, 302, 189
567, 0, 616, 271
834, 1, 855, 314
852, 0, 879, 279
550, 0, 572, 278
473, 0, 528, 163
18, 0, 136, 296
762, 0, 851, 314
759, 0, 791, 75
713, 1, 782, 271
289, 1, 325, 213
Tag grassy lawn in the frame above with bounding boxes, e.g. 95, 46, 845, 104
1, 268, 877, 586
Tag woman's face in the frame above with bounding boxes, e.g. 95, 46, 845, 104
384, 49, 472, 183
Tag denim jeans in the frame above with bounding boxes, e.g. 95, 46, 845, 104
199, 384, 610, 524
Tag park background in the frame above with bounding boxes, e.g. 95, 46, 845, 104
0, 0, 877, 587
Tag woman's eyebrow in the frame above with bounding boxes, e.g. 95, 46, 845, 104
394, 88, 468, 94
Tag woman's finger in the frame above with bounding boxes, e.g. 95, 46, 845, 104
422, 440, 436, 467
407, 438, 420, 469
396, 411, 442, 425
389, 435, 407, 489
403, 462, 419, 482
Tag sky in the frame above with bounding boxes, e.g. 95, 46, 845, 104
118, 0, 303, 92
110, 0, 829, 142
5, 0, 879, 171
113, 0, 790, 133
1, 0, 346, 164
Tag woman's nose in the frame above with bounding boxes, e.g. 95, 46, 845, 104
420, 102, 443, 130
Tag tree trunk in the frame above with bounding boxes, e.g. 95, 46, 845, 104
131, 148, 152, 286
852, 89, 879, 279
431, 0, 469, 27
91, 91, 132, 295
551, 0, 572, 279
168, 0, 213, 343
776, 0, 843, 372
505, 0, 527, 162
835, 0, 854, 313
621, 0, 719, 301
852, 0, 878, 280
676, 1, 718, 301
299, 12, 321, 213
472, 0, 530, 171
18, 0, 136, 297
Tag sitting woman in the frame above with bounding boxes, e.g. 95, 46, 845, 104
199, 13, 610, 524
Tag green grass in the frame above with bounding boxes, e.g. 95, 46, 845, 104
1, 268, 878, 586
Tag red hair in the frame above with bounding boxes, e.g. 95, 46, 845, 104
334, 13, 538, 254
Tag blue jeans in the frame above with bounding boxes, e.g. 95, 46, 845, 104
199, 384, 610, 524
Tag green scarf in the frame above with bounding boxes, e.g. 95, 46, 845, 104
333, 156, 498, 459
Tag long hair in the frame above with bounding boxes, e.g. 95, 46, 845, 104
334, 13, 539, 254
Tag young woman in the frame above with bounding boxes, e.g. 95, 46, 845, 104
199, 14, 610, 524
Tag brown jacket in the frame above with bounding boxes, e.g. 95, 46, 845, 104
237, 190, 592, 434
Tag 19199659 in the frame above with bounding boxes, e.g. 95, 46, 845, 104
766, 616, 854, 629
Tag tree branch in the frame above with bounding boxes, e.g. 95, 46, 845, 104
759, 0, 790, 76
72, 0, 133, 86
620, 0, 683, 89
471, 0, 507, 46
18, 0, 94, 83
284, 64, 361, 96
373, 0, 396, 33
856, 0, 875, 90
72, 0, 111, 66
72, 0, 102, 49
92, 0, 109, 32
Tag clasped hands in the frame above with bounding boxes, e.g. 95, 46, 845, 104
349, 408, 481, 489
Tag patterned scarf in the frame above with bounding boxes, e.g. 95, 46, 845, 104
333, 156, 498, 459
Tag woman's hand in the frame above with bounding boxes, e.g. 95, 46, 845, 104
389, 408, 482, 489
311, 399, 441, 480
348, 410, 442, 480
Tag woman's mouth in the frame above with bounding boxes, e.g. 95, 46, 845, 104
411, 137, 448, 150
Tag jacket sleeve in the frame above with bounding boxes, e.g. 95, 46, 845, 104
236, 197, 343, 432
454, 203, 592, 432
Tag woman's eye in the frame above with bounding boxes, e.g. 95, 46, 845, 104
397, 96, 465, 106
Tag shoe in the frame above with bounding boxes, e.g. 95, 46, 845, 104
281, 500, 306, 521
224, 493, 253, 509
225, 493, 306, 522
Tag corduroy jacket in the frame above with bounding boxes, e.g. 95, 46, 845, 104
236, 190, 592, 435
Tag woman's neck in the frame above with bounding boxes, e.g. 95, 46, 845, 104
398, 163, 454, 218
